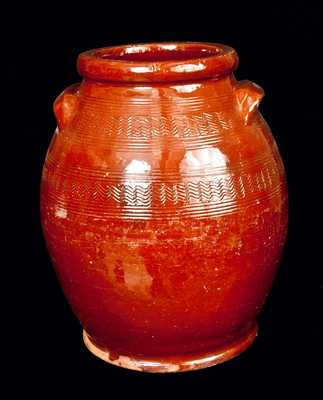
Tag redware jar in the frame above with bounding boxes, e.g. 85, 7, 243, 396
41, 42, 288, 372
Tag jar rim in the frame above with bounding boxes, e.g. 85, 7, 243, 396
77, 42, 238, 83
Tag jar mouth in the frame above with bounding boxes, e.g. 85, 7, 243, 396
77, 42, 238, 83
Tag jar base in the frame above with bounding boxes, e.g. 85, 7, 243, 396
83, 322, 258, 373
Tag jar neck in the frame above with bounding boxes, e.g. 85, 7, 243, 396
77, 74, 237, 118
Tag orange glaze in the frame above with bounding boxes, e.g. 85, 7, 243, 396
41, 42, 288, 371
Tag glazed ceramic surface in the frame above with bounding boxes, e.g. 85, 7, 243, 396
41, 43, 288, 372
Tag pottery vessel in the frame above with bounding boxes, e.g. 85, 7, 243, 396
41, 42, 288, 372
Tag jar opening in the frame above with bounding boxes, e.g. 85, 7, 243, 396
77, 42, 238, 83
98, 45, 219, 62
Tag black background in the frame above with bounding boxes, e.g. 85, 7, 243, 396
8, 1, 322, 395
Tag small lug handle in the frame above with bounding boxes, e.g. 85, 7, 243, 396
53, 83, 80, 131
234, 80, 264, 125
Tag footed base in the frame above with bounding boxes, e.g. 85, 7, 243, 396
83, 322, 258, 373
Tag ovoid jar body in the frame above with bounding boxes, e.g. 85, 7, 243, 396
41, 43, 288, 372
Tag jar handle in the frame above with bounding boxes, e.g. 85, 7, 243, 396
53, 83, 80, 131
234, 80, 264, 125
